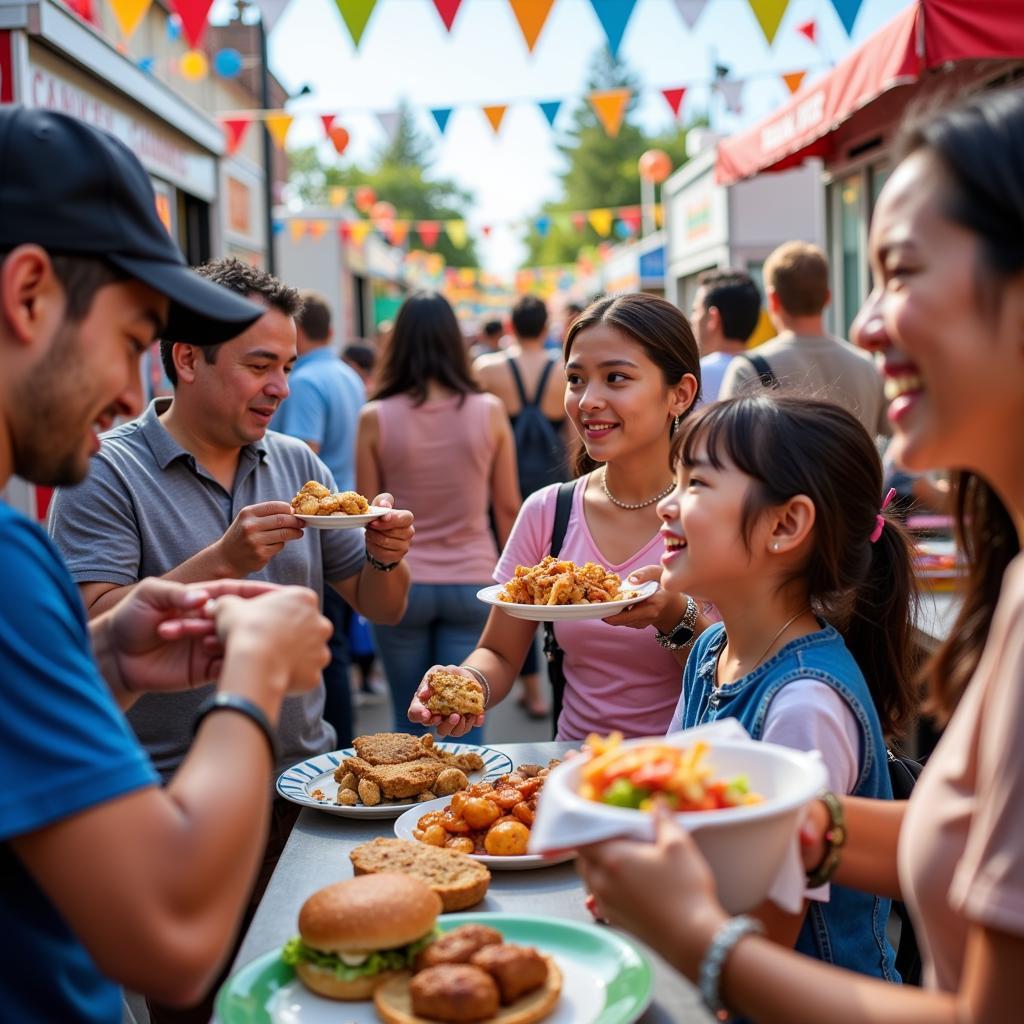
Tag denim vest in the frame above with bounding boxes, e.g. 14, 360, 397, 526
672, 622, 899, 982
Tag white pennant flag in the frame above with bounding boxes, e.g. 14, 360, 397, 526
256, 0, 291, 34
377, 110, 401, 144
716, 79, 744, 115
672, 0, 708, 30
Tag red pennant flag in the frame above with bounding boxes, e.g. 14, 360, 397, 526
661, 87, 686, 119
339, 222, 353, 242
221, 117, 250, 155
797, 18, 817, 43
417, 221, 441, 247
481, 224, 492, 237
571, 212, 586, 232
432, 0, 462, 32
169, 0, 215, 49
620, 208, 642, 232
321, 114, 336, 134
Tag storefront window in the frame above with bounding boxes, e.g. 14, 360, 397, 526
870, 165, 891, 212
840, 173, 862, 337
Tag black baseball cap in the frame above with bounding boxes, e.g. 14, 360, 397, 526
0, 106, 262, 343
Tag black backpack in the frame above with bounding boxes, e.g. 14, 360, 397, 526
508, 358, 566, 498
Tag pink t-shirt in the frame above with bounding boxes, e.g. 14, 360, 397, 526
376, 393, 500, 584
899, 554, 1024, 991
495, 476, 682, 741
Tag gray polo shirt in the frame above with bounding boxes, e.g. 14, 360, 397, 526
49, 399, 365, 780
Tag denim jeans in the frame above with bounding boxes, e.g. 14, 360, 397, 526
371, 582, 489, 745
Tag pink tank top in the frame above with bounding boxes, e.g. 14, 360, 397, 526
376, 393, 500, 584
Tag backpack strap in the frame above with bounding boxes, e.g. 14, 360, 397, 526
507, 358, 529, 407
544, 479, 577, 739
550, 478, 576, 556
531, 357, 557, 406
744, 353, 779, 389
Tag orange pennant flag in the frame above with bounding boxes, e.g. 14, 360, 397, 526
388, 222, 410, 246
782, 71, 806, 94
349, 220, 372, 245
509, 0, 556, 53
482, 105, 507, 134
265, 113, 294, 150
588, 88, 631, 138
587, 208, 613, 237
308, 221, 328, 240
110, 0, 152, 39
288, 220, 307, 242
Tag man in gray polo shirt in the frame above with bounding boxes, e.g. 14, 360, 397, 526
49, 258, 414, 1024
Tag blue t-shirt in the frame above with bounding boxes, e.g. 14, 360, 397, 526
271, 347, 365, 491
0, 503, 158, 1023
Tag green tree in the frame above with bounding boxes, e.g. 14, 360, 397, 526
287, 101, 479, 267
523, 50, 695, 267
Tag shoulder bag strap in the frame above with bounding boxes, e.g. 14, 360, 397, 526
506, 358, 529, 406
531, 357, 557, 407
543, 479, 577, 738
745, 353, 779, 389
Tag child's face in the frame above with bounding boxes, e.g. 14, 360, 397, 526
657, 441, 762, 600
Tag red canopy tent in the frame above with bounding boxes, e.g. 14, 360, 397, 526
715, 0, 1024, 185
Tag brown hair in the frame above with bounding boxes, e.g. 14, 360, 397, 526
564, 293, 701, 476
296, 290, 332, 342
764, 241, 830, 316
674, 395, 919, 741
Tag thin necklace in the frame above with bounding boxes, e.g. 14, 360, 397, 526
600, 466, 674, 510
744, 606, 812, 672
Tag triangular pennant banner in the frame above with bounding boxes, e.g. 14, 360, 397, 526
377, 110, 401, 143
482, 105, 507, 134
169, 0, 215, 49
782, 71, 806, 95
289, 220, 307, 242
430, 107, 452, 134
588, 209, 613, 237
335, 0, 378, 49
748, 0, 789, 46
432, 0, 462, 32
350, 221, 372, 245
256, 0, 291, 34
661, 87, 686, 119
588, 0, 637, 58
446, 221, 469, 248
672, 0, 707, 30
308, 221, 328, 240
571, 212, 587, 232
265, 113, 294, 150
417, 221, 441, 247
538, 100, 561, 127
221, 117, 251, 155
339, 221, 353, 242
110, 0, 152, 40
509, 0, 556, 54
717, 79, 744, 114
620, 208, 642, 232
320, 114, 336, 135
588, 88, 631, 138
829, 0, 862, 35
797, 18, 817, 43
329, 186, 349, 206
388, 222, 409, 246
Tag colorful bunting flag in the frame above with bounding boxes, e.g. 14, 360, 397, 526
482, 105, 507, 134
571, 212, 586, 232
321, 114, 336, 134
265, 113, 294, 150
221, 117, 251, 155
339, 221, 353, 242
588, 0, 637, 58
748, 0, 790, 47
716, 79, 744, 114
446, 221, 469, 248
509, 0, 556, 54
588, 88, 631, 138
661, 87, 686, 119
388, 222, 409, 246
620, 208, 642, 233
538, 100, 561, 127
797, 18, 817, 43
782, 71, 806, 95
431, 107, 453, 134
256, 0, 291, 34
535, 215, 551, 237
169, 0, 215, 49
329, 187, 349, 206
432, 0, 462, 32
110, 0, 152, 40
335, 0, 378, 49
588, 209, 613, 237
829, 0, 862, 35
672, 0, 707, 31
417, 221, 441, 247
481, 225, 492, 237
309, 221, 328, 240
350, 220, 372, 244
377, 110, 401, 143
288, 220, 307, 242
329, 124, 350, 155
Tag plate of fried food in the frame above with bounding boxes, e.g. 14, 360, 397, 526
216, 873, 653, 1024
277, 733, 514, 819
393, 762, 574, 870
477, 556, 658, 622
291, 480, 390, 529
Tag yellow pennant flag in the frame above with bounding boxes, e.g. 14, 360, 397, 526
588, 209, 613, 237
509, 0, 556, 53
110, 0, 152, 39
782, 71, 806, 95
748, 0, 789, 46
308, 221, 328, 240
446, 220, 469, 248
265, 114, 294, 150
350, 221, 372, 245
329, 186, 349, 206
288, 220, 307, 242
588, 88, 631, 138
458, 268, 476, 286
482, 105, 508, 134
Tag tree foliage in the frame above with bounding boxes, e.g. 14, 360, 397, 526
287, 101, 479, 267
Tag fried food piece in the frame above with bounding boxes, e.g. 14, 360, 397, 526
357, 778, 381, 806
434, 767, 469, 797
416, 925, 504, 970
339, 490, 370, 514
336, 771, 358, 791
318, 493, 342, 514
300, 480, 330, 498
292, 495, 321, 515
335, 788, 357, 807
435, 750, 485, 772
470, 944, 548, 1005
425, 670, 485, 719
353, 732, 434, 765
289, 481, 370, 516
416, 789, 438, 802
409, 964, 499, 1022
497, 555, 630, 606
344, 755, 445, 800
484, 820, 530, 856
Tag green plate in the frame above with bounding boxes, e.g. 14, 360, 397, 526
215, 912, 653, 1024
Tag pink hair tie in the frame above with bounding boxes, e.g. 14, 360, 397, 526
870, 487, 897, 544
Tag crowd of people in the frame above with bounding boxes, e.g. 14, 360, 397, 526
2, 85, 1024, 1024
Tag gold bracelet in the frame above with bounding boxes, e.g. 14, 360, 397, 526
806, 790, 846, 888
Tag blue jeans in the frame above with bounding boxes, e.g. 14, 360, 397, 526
371, 583, 489, 745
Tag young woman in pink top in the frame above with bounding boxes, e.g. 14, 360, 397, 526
356, 292, 520, 743
409, 292, 707, 741
577, 90, 1024, 1021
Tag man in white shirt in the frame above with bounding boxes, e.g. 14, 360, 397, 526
691, 269, 762, 403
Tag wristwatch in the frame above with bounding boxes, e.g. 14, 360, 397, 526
365, 549, 400, 573
654, 595, 699, 650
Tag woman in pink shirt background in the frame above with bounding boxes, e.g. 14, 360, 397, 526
410, 292, 709, 741
357, 292, 520, 743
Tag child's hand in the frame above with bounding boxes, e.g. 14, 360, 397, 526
602, 565, 677, 630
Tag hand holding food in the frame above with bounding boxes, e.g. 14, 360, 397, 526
290, 480, 371, 516
409, 666, 486, 739
498, 556, 638, 606
424, 668, 486, 718
364, 492, 415, 566
598, 564, 677, 630
217, 500, 305, 575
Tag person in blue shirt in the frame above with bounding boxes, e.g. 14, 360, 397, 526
0, 106, 334, 1023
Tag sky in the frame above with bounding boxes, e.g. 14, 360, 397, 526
244, 0, 914, 272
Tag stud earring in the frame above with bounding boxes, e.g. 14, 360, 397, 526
772, 542, 780, 552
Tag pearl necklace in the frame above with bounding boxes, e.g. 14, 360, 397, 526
600, 466, 674, 510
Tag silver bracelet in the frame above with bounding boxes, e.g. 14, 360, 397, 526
698, 915, 764, 1020
459, 664, 491, 709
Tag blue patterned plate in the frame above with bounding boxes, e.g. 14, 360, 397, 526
276, 743, 514, 819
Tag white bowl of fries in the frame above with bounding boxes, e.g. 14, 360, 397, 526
530, 724, 827, 913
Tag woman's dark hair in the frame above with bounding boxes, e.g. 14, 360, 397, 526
895, 88, 1024, 722
371, 291, 479, 406
564, 293, 701, 476
674, 396, 919, 741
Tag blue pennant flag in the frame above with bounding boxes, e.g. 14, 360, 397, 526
588, 0, 638, 58
538, 100, 561, 127
829, 0, 863, 35
535, 215, 551, 237
430, 107, 452, 135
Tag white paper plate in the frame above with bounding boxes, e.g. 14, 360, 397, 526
394, 795, 575, 870
477, 579, 658, 621
276, 743, 513, 818
295, 506, 389, 529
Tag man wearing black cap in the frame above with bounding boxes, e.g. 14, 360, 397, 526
0, 106, 335, 1023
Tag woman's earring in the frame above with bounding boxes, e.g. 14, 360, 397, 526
672, 414, 681, 435
772, 542, 780, 552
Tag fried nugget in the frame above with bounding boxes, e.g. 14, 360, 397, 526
470, 944, 548, 1004
416, 925, 503, 970
409, 964, 499, 1022
292, 495, 321, 515
425, 670, 485, 718
434, 767, 469, 797
353, 732, 433, 765
338, 490, 370, 514
300, 480, 330, 498
348, 757, 444, 799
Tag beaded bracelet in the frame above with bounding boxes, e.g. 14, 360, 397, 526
698, 915, 764, 1020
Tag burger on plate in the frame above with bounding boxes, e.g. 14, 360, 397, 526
281, 873, 442, 1000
